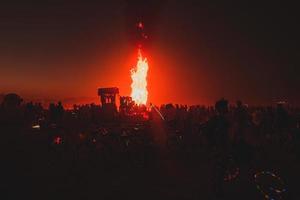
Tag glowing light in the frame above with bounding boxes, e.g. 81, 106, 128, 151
137, 22, 144, 29
32, 124, 40, 130
130, 49, 148, 105
150, 104, 165, 120
54, 137, 62, 145
254, 170, 286, 199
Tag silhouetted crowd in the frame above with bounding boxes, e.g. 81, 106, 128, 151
1, 93, 299, 199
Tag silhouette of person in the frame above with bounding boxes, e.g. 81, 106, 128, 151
206, 98, 230, 198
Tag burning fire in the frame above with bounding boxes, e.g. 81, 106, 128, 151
130, 49, 149, 105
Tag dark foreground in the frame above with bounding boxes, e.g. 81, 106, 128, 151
1, 99, 300, 199
2, 122, 299, 199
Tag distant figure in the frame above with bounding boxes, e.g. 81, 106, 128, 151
0, 93, 23, 129
2, 93, 23, 109
206, 98, 230, 198
48, 101, 65, 124
275, 103, 289, 144
207, 99, 230, 151
294, 121, 300, 156
232, 100, 253, 166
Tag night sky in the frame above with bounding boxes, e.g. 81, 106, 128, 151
0, 1, 299, 106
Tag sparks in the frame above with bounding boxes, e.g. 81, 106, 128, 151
130, 49, 149, 105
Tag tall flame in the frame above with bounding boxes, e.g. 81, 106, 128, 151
130, 49, 148, 105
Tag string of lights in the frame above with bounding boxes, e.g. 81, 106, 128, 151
254, 171, 286, 199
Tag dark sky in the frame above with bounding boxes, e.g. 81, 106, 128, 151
0, 0, 299, 106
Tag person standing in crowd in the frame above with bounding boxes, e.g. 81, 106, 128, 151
206, 98, 231, 198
